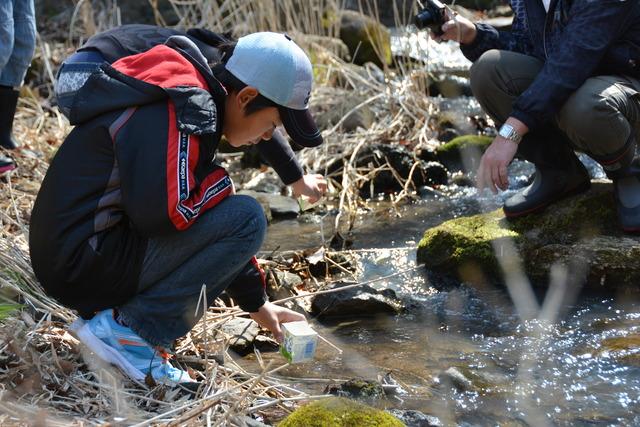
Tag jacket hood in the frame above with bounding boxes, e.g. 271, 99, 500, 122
69, 37, 226, 128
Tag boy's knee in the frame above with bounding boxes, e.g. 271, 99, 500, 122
233, 194, 267, 237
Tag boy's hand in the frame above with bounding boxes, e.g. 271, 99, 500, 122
290, 174, 327, 203
432, 13, 477, 45
249, 301, 306, 343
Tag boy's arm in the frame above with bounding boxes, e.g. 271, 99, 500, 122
224, 257, 268, 313
256, 130, 304, 185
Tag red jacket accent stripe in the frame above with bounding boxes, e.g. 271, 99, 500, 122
111, 45, 208, 89
166, 101, 233, 230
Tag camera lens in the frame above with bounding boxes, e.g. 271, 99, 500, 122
414, 10, 435, 30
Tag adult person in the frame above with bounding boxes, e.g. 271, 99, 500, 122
30, 32, 326, 386
0, 0, 36, 173
434, 0, 640, 231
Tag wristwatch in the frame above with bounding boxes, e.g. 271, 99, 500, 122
498, 123, 523, 144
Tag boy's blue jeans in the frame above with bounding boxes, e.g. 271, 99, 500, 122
117, 195, 267, 348
0, 0, 36, 87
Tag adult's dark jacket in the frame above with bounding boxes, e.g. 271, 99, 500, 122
461, 0, 640, 131
30, 38, 269, 317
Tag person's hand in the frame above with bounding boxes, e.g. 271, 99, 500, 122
290, 174, 327, 204
249, 301, 306, 343
476, 136, 518, 193
432, 12, 477, 45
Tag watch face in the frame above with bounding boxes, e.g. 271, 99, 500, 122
499, 124, 513, 138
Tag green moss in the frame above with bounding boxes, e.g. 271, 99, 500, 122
417, 209, 519, 277
435, 135, 493, 169
415, 183, 635, 289
279, 397, 404, 427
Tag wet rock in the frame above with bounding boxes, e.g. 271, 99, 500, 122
220, 318, 260, 356
337, 10, 392, 67
253, 335, 280, 353
279, 397, 404, 427
451, 172, 474, 187
353, 144, 447, 197
308, 251, 356, 277
275, 271, 304, 290
242, 171, 285, 195
424, 162, 448, 186
325, 378, 385, 399
311, 283, 403, 318
435, 134, 493, 171
438, 128, 460, 143
436, 365, 510, 395
428, 75, 472, 98
457, 412, 528, 427
597, 334, 640, 366
417, 182, 640, 290
238, 190, 299, 218
387, 409, 443, 427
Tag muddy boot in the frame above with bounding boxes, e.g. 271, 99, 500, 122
503, 153, 590, 217
0, 86, 20, 150
0, 154, 16, 174
595, 138, 640, 232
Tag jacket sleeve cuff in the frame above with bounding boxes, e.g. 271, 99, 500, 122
460, 23, 496, 62
509, 108, 540, 133
235, 291, 268, 313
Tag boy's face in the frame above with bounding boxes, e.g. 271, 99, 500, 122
224, 86, 283, 147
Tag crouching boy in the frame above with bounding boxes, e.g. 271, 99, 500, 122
29, 32, 326, 386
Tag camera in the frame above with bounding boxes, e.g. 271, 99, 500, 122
414, 0, 447, 35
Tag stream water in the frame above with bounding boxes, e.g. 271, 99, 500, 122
250, 184, 640, 425
243, 33, 639, 425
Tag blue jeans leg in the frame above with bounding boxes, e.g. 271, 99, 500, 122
117, 195, 267, 348
0, 0, 36, 87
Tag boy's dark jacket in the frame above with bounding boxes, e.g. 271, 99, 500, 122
461, 0, 640, 131
30, 38, 267, 317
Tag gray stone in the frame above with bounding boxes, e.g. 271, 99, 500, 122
338, 10, 392, 67
387, 409, 443, 427
238, 190, 300, 218
220, 318, 260, 355
311, 283, 403, 318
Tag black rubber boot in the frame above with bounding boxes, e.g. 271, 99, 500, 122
0, 154, 16, 174
503, 155, 590, 217
0, 86, 20, 150
594, 138, 640, 233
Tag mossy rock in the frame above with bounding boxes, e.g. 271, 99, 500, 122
337, 10, 392, 68
417, 182, 640, 289
279, 397, 404, 427
435, 135, 493, 171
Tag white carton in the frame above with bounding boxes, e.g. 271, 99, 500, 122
280, 321, 318, 363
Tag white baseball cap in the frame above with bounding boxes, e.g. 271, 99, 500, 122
225, 32, 322, 147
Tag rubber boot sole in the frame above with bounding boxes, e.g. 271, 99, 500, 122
504, 179, 591, 219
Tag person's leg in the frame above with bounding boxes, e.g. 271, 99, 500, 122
74, 194, 267, 384
118, 194, 268, 348
558, 75, 640, 231
470, 49, 590, 216
0, 1, 15, 74
0, 0, 35, 149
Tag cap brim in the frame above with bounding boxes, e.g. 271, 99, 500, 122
279, 106, 323, 148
